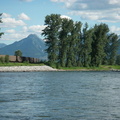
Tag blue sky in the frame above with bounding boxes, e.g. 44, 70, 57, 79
0, 0, 120, 44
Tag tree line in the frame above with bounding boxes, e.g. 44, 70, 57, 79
42, 14, 120, 67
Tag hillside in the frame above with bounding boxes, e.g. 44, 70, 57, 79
0, 34, 47, 59
0, 43, 6, 48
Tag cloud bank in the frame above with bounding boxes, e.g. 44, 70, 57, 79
51, 0, 120, 23
0, 13, 45, 42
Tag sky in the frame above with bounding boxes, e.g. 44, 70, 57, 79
0, 0, 120, 45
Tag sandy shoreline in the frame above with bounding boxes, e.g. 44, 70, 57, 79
0, 65, 58, 72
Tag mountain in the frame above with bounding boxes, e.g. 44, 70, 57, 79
0, 43, 6, 48
0, 34, 47, 59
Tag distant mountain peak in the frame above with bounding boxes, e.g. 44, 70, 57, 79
28, 34, 39, 39
0, 34, 47, 59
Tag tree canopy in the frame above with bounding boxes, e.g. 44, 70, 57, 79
14, 50, 22, 57
42, 14, 120, 67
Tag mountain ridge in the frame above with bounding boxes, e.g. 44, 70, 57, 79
0, 34, 47, 59
0, 43, 7, 48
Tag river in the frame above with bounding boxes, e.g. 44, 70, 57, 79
0, 71, 120, 120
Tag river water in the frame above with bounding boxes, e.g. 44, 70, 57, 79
0, 71, 120, 120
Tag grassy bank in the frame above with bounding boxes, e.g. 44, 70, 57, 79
0, 62, 45, 66
58, 65, 120, 71
0, 62, 120, 71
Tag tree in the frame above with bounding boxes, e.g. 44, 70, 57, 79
5, 55, 9, 63
116, 55, 120, 65
14, 50, 22, 62
59, 19, 82, 67
81, 23, 93, 67
0, 13, 4, 38
42, 14, 62, 66
91, 23, 109, 67
0, 56, 5, 63
59, 18, 71, 67
72, 21, 82, 67
14, 50, 22, 56
105, 33, 119, 65
42, 14, 119, 68
65, 19, 75, 67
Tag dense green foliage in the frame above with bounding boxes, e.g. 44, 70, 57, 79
14, 50, 22, 57
42, 14, 120, 67
104, 33, 119, 65
14, 50, 22, 62
116, 55, 120, 65
42, 14, 61, 66
0, 55, 9, 63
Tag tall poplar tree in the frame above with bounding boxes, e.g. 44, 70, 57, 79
66, 19, 75, 67
59, 18, 71, 67
82, 23, 93, 67
42, 14, 61, 65
59, 19, 82, 67
91, 23, 109, 67
106, 33, 119, 65
73, 21, 82, 66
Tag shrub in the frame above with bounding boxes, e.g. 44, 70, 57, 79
0, 57, 5, 63
5, 55, 9, 63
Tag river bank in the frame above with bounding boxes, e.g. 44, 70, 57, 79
0, 65, 120, 72
0, 65, 58, 72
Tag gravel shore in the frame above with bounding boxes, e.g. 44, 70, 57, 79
0, 65, 57, 72
0, 66, 119, 72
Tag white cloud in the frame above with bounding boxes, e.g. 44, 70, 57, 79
2, 13, 11, 18
23, 25, 46, 34
1, 17, 26, 28
0, 25, 45, 42
50, 0, 77, 8
51, 0, 120, 23
6, 29, 15, 33
0, 13, 26, 28
0, 12, 46, 43
0, 25, 45, 43
109, 0, 120, 4
0, 30, 26, 41
69, 9, 120, 22
18, 13, 30, 20
110, 26, 120, 34
69, 11, 102, 21
60, 15, 71, 19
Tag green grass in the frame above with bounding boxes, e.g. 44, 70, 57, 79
0, 62, 45, 66
0, 62, 120, 71
58, 65, 120, 71
101, 65, 120, 70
